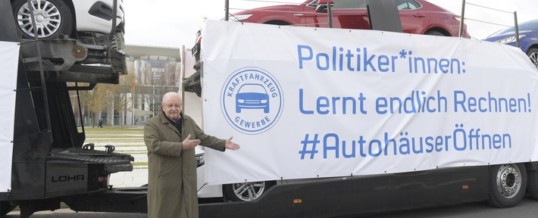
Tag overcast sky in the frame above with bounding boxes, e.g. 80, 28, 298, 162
124, 0, 538, 48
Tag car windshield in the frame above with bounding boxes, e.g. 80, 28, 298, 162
493, 19, 538, 36
239, 84, 266, 94
306, 0, 318, 7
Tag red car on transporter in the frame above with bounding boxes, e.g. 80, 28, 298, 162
229, 0, 468, 37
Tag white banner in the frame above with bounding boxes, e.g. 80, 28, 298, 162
201, 20, 538, 185
0, 41, 19, 192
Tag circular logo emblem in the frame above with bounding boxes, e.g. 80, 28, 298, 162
221, 67, 284, 135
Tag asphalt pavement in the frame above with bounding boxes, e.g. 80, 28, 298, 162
5, 197, 538, 218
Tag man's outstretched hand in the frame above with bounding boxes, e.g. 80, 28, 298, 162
225, 137, 240, 150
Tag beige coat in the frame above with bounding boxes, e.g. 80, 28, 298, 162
144, 112, 225, 218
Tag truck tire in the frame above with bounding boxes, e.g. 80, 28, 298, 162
488, 164, 527, 208
527, 170, 538, 199
12, 0, 74, 39
223, 181, 275, 202
0, 201, 16, 216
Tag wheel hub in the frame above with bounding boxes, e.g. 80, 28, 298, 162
497, 165, 522, 198
36, 14, 45, 23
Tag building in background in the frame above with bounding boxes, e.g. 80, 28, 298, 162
124, 45, 182, 126
74, 45, 183, 127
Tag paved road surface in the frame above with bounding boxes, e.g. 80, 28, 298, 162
6, 197, 538, 218
364, 197, 538, 218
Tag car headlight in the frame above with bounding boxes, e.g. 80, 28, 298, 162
238, 99, 245, 103
230, 14, 253, 22
196, 154, 205, 167
195, 146, 205, 167
261, 99, 268, 103
497, 35, 525, 44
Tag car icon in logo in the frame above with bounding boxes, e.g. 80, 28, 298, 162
221, 67, 283, 135
236, 83, 269, 113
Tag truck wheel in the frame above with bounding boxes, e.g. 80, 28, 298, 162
488, 164, 527, 207
527, 170, 538, 199
223, 181, 275, 202
12, 0, 74, 39
0, 201, 16, 216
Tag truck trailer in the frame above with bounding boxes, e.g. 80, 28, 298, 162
0, 1, 140, 217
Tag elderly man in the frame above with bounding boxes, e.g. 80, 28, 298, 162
144, 92, 240, 218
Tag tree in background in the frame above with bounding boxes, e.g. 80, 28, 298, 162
81, 84, 108, 128
114, 72, 135, 127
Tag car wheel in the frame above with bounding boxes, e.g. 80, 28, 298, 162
223, 181, 275, 202
12, 0, 74, 39
0, 201, 16, 216
527, 47, 538, 69
424, 30, 447, 36
527, 170, 538, 199
488, 164, 527, 208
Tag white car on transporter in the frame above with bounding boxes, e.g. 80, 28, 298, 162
11, 0, 125, 45
11, 0, 127, 80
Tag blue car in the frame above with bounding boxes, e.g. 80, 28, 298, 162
235, 83, 269, 113
484, 19, 538, 68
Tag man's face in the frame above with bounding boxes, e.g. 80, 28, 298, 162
161, 95, 182, 121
